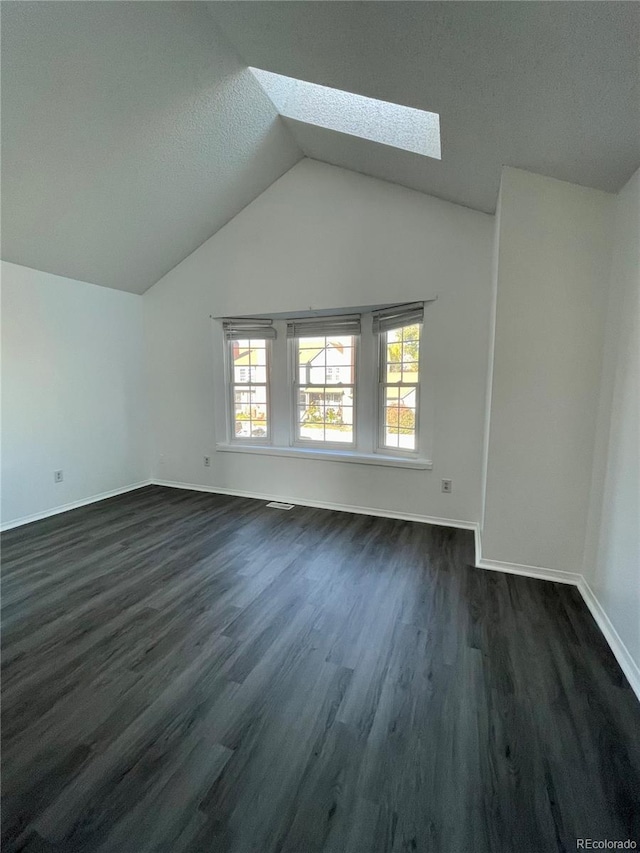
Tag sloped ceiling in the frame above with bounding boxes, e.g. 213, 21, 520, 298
0, 2, 303, 293
2, 2, 639, 294
210, 1, 640, 214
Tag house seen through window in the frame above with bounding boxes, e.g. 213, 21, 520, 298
222, 303, 427, 458
231, 339, 270, 440
295, 335, 356, 445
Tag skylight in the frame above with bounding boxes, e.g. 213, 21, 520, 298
250, 68, 441, 160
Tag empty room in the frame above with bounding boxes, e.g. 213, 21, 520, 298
1, 2, 639, 851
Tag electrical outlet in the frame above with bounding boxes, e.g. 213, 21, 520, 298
441, 479, 452, 494
204, 456, 211, 468
54, 470, 64, 483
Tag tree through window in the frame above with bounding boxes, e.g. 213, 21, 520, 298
380, 324, 420, 451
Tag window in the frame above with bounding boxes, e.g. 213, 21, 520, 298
294, 334, 356, 445
229, 339, 270, 440
379, 324, 421, 452
219, 303, 430, 464
288, 314, 360, 448
373, 302, 424, 454
223, 319, 276, 443
249, 68, 441, 160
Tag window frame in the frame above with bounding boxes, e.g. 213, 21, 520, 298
376, 323, 422, 458
218, 307, 431, 464
226, 336, 273, 445
290, 333, 359, 450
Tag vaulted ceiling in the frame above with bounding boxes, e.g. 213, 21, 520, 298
2, 2, 638, 294
211, 1, 640, 213
0, 2, 303, 293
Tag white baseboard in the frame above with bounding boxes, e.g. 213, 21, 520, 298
8, 476, 636, 702
151, 479, 478, 532
0, 480, 153, 532
578, 578, 640, 701
475, 556, 582, 585
473, 527, 581, 585
475, 527, 639, 702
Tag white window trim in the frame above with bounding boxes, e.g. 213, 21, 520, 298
215, 442, 432, 470
290, 333, 358, 450
219, 308, 432, 464
225, 337, 273, 446
376, 326, 422, 458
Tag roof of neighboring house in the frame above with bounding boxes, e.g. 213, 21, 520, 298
233, 347, 263, 367
303, 340, 347, 365
233, 343, 417, 388
234, 339, 347, 369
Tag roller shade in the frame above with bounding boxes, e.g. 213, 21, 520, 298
372, 302, 424, 334
286, 315, 361, 338
223, 318, 276, 340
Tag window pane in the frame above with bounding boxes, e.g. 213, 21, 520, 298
401, 324, 421, 344
385, 430, 400, 449
232, 341, 250, 365
380, 324, 420, 452
234, 366, 250, 384
249, 386, 267, 405
385, 386, 401, 405
400, 387, 417, 408
297, 386, 354, 444
298, 404, 324, 442
248, 343, 267, 365
295, 336, 356, 445
251, 365, 267, 384
298, 336, 355, 387
326, 348, 353, 384
228, 338, 270, 442
386, 333, 419, 382
298, 337, 327, 359
383, 385, 416, 450
233, 386, 268, 439
402, 362, 419, 382
402, 341, 419, 364
234, 402, 251, 438
384, 326, 420, 365
398, 430, 416, 451
309, 364, 328, 385
232, 340, 268, 385
331, 414, 353, 443
386, 362, 402, 383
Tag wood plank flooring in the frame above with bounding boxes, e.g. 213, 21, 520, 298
2, 485, 639, 853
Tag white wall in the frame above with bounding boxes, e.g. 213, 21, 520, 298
583, 168, 640, 676
482, 168, 614, 575
144, 159, 494, 524
1, 261, 148, 526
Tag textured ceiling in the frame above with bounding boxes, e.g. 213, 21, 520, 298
210, 1, 640, 214
2, 2, 638, 294
0, 2, 302, 293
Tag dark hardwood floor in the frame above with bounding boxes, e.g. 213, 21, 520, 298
1, 485, 639, 853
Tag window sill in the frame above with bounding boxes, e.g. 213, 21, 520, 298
215, 443, 433, 470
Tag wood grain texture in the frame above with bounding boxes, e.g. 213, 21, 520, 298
2, 485, 639, 853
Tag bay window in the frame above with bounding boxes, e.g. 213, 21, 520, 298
219, 302, 430, 465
